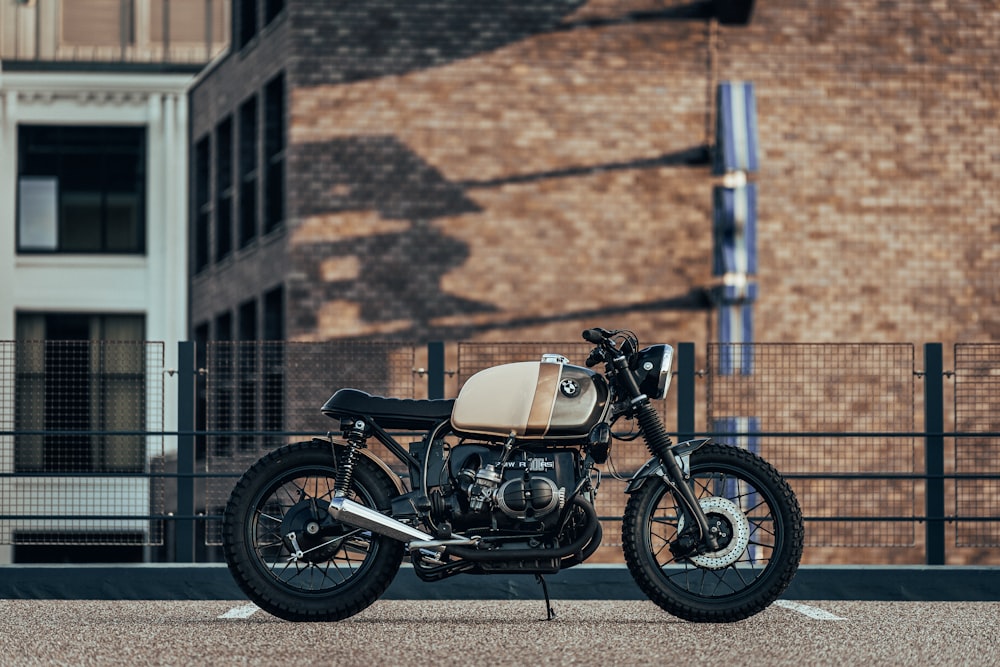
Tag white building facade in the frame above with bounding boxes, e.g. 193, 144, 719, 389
0, 0, 227, 562
0, 70, 191, 562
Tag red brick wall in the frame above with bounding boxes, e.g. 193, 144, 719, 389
719, 2, 1000, 346
262, 1, 997, 348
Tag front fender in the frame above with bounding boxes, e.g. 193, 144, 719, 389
624, 438, 711, 494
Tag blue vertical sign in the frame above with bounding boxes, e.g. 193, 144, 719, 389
713, 81, 759, 376
712, 85, 761, 558
716, 282, 757, 375
712, 415, 762, 564
713, 183, 758, 276
714, 81, 760, 176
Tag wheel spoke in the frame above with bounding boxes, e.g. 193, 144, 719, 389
245, 463, 384, 595
637, 455, 796, 601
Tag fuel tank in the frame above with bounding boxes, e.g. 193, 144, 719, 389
451, 356, 610, 440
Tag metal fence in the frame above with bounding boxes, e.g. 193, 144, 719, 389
1, 339, 998, 565
707, 344, 919, 555
0, 341, 165, 550
954, 344, 1000, 549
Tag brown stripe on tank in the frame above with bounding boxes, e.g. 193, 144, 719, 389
524, 362, 560, 436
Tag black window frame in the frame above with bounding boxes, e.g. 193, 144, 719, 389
193, 134, 211, 274
17, 125, 147, 255
238, 95, 258, 249
215, 116, 234, 262
13, 312, 147, 474
236, 0, 258, 50
264, 0, 285, 26
263, 72, 286, 234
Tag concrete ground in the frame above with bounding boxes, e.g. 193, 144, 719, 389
3, 598, 998, 666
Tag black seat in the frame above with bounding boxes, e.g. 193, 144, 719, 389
321, 388, 455, 430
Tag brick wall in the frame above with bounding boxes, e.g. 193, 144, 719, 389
718, 2, 1000, 346
187, 0, 1000, 565
190, 1, 1000, 349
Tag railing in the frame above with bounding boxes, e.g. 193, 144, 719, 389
0, 0, 229, 67
0, 340, 998, 565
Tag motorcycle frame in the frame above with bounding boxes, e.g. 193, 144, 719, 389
321, 329, 719, 557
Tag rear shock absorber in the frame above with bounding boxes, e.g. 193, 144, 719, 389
334, 418, 370, 498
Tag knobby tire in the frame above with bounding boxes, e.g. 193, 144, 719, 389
222, 440, 404, 621
622, 443, 804, 622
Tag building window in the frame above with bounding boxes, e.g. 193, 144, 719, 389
237, 298, 257, 450
236, 0, 258, 50
61, 0, 134, 48
265, 0, 285, 25
238, 298, 257, 342
211, 311, 233, 457
238, 96, 258, 248
263, 72, 285, 234
14, 313, 146, 473
150, 0, 230, 47
215, 116, 234, 262
17, 126, 146, 254
262, 286, 284, 440
193, 135, 211, 273
215, 311, 233, 341
263, 285, 284, 341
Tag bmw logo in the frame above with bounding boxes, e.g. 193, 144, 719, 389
560, 379, 580, 397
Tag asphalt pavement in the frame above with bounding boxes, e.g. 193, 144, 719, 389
3, 598, 998, 666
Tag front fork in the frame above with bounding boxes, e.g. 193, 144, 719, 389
608, 352, 719, 551
628, 394, 720, 553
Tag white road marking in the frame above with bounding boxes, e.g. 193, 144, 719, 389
219, 603, 259, 619
775, 600, 846, 621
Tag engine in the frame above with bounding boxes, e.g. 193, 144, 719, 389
438, 443, 583, 532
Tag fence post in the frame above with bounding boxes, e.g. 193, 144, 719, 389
677, 342, 696, 442
427, 341, 445, 400
175, 341, 196, 563
924, 343, 945, 565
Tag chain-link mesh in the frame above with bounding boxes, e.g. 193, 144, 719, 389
3, 338, 996, 560
707, 343, 916, 548
954, 343, 1000, 547
0, 341, 165, 546
202, 341, 417, 544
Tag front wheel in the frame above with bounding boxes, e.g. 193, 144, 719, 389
222, 440, 404, 621
622, 443, 803, 622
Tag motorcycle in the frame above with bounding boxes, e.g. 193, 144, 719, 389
222, 328, 803, 622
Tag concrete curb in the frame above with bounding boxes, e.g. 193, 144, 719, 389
2, 564, 998, 601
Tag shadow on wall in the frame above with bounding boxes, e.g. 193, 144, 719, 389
291, 0, 755, 339
294, 136, 495, 333
293, 136, 712, 342
296, 0, 752, 85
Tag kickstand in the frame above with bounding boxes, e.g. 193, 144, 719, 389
535, 574, 557, 621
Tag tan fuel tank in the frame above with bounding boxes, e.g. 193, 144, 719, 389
451, 357, 610, 440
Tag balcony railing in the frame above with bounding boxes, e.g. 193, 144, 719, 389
0, 0, 229, 68
0, 340, 998, 565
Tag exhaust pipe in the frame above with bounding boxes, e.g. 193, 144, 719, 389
328, 497, 439, 547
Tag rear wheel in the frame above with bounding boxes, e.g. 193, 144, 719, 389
222, 440, 403, 621
622, 443, 803, 622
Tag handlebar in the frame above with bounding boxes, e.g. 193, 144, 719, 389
582, 327, 641, 368
581, 328, 613, 344
582, 328, 618, 367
